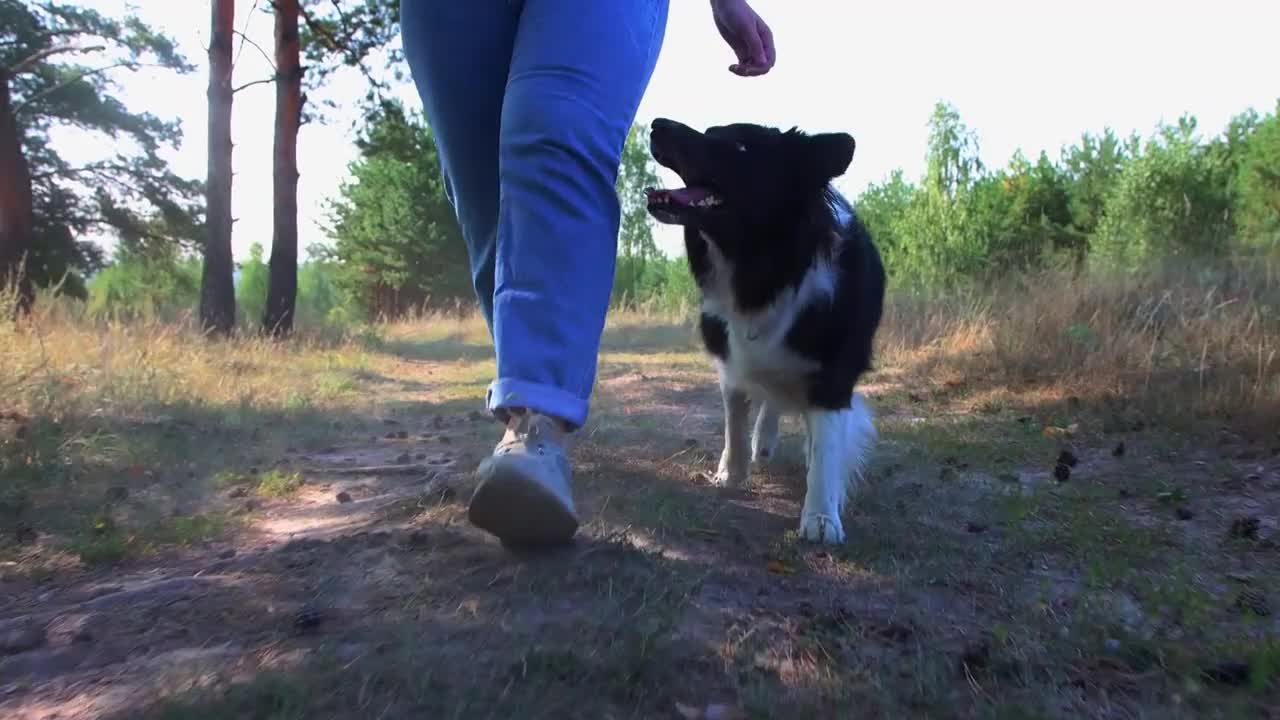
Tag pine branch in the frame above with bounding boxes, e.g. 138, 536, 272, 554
292, 1, 391, 99
232, 77, 276, 94
13, 61, 174, 114
232, 0, 264, 67
8, 43, 106, 75
295, 2, 345, 55
232, 29, 276, 72
327, 0, 358, 45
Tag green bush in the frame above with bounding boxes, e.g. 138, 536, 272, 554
87, 247, 201, 321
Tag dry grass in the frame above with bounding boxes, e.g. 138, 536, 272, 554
3, 259, 1278, 567
0, 285, 699, 439
875, 255, 1280, 432
4, 300, 399, 420
11, 255, 1274, 435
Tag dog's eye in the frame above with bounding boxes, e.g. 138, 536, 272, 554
735, 142, 747, 152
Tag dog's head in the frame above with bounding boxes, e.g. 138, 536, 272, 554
644, 118, 855, 230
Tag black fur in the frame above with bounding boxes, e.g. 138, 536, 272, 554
646, 118, 886, 411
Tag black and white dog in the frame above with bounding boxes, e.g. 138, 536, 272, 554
645, 118, 886, 544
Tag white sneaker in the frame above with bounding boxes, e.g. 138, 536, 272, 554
469, 410, 579, 546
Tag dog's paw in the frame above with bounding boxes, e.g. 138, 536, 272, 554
712, 468, 746, 487
714, 449, 748, 488
751, 433, 778, 465
798, 512, 846, 544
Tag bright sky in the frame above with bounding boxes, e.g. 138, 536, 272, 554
62, 0, 1280, 261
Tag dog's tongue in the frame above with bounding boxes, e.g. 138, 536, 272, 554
669, 187, 712, 205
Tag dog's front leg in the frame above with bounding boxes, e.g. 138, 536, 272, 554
751, 400, 781, 465
798, 394, 876, 544
798, 410, 848, 543
715, 379, 751, 488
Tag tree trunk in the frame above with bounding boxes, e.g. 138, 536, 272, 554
0, 67, 34, 315
264, 0, 302, 337
199, 0, 236, 336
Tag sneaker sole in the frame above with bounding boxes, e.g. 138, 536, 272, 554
469, 459, 579, 546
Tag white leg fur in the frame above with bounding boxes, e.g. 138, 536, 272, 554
751, 401, 781, 464
798, 393, 876, 544
715, 381, 752, 488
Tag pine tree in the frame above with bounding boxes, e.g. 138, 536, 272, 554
0, 0, 201, 314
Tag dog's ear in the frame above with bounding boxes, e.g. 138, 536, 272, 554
803, 132, 856, 180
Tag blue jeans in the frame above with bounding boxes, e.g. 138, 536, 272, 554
400, 1, 669, 430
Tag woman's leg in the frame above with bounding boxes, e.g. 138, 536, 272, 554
487, 0, 670, 429
398, 2, 519, 330
468, 0, 669, 545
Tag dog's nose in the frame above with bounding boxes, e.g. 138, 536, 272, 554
651, 117, 693, 134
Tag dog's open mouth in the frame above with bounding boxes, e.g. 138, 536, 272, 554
645, 187, 721, 208
644, 187, 722, 225
646, 125, 722, 223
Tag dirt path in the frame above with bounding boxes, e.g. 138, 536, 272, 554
2, 349, 1279, 719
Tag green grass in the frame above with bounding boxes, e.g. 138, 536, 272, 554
65, 510, 234, 565
254, 469, 304, 498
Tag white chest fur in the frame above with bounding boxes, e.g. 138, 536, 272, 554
698, 231, 839, 411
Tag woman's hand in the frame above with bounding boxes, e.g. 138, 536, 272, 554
710, 0, 775, 77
